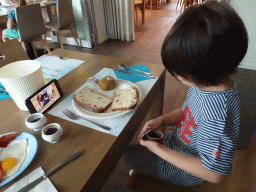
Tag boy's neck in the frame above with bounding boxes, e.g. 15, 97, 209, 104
200, 77, 234, 92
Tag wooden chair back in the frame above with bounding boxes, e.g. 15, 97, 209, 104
0, 39, 30, 68
57, 0, 75, 28
15, 3, 47, 42
15, 3, 51, 57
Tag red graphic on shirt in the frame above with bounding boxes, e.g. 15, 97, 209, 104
212, 149, 220, 158
176, 106, 197, 144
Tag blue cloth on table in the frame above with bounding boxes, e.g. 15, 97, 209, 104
113, 64, 152, 83
0, 83, 10, 100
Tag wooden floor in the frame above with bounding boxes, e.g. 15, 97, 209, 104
47, 1, 256, 191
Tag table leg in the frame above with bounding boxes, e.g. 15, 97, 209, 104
149, 69, 166, 119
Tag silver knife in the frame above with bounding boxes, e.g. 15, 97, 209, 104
17, 150, 83, 192
114, 69, 156, 79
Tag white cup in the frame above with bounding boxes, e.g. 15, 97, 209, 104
25, 113, 47, 131
0, 60, 45, 111
42, 123, 63, 143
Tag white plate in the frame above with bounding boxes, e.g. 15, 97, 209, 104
72, 79, 142, 119
0, 132, 38, 187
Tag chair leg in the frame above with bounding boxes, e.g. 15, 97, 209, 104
69, 26, 81, 47
43, 34, 47, 54
21, 42, 26, 51
56, 30, 64, 49
30, 42, 38, 58
33, 36, 51, 55
139, 4, 145, 24
40, 35, 51, 54
134, 5, 138, 27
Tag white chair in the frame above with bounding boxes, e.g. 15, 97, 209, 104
0, 39, 30, 68
45, 0, 80, 49
15, 3, 51, 57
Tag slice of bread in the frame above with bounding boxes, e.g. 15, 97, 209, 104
73, 88, 112, 113
112, 87, 138, 111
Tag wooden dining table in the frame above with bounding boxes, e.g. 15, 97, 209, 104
0, 48, 166, 192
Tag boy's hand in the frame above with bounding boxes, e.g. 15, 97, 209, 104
139, 139, 165, 153
138, 118, 163, 141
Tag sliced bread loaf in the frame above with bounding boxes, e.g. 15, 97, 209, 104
73, 88, 112, 113
112, 87, 137, 111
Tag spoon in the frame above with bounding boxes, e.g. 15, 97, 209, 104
118, 64, 153, 76
87, 76, 99, 84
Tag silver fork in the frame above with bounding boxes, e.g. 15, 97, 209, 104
62, 108, 111, 131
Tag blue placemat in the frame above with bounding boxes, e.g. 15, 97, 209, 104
0, 83, 10, 100
113, 64, 152, 83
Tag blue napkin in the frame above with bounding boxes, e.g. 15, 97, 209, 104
0, 83, 10, 100
113, 64, 152, 83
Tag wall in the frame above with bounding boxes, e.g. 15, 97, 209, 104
93, 0, 108, 44
230, 0, 256, 70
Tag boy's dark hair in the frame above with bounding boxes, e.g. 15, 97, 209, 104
161, 1, 248, 86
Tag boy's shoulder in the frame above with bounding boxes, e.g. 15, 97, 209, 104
186, 86, 240, 119
189, 85, 238, 97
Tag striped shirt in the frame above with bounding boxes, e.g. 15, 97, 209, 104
158, 85, 240, 185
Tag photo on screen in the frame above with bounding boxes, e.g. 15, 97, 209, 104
30, 82, 61, 113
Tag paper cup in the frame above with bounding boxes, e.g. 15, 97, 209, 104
147, 130, 163, 141
0, 60, 44, 111
142, 130, 164, 145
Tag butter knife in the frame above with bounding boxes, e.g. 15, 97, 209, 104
17, 150, 83, 192
114, 69, 156, 79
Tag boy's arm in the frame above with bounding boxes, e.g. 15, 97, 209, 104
158, 108, 184, 126
138, 108, 183, 138
140, 141, 227, 183
7, 18, 15, 30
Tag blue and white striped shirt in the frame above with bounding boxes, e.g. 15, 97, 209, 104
159, 85, 240, 184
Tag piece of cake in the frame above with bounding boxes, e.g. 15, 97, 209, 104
73, 88, 112, 113
112, 87, 138, 111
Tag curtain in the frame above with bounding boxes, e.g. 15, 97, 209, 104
103, 0, 134, 41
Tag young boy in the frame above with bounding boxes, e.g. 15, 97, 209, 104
123, 1, 248, 186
